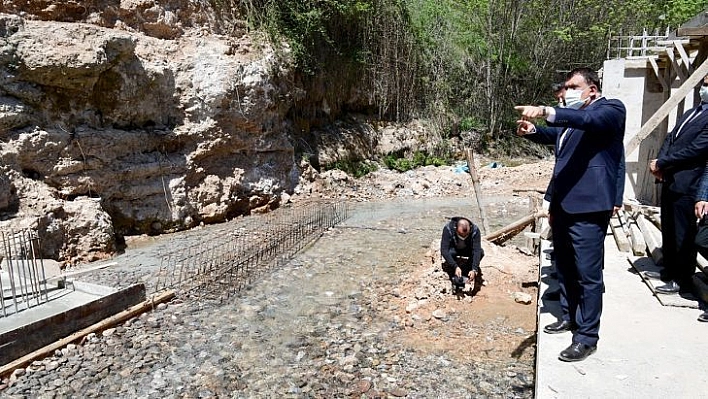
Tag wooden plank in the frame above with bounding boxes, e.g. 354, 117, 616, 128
677, 26, 708, 37
609, 214, 631, 253
0, 289, 175, 378
483, 212, 544, 245
465, 149, 490, 235
666, 50, 687, 82
622, 211, 647, 256
648, 56, 670, 91
675, 41, 693, 75
635, 213, 663, 264
647, 213, 662, 230
0, 284, 146, 366
538, 216, 551, 240
625, 57, 708, 156
512, 188, 546, 194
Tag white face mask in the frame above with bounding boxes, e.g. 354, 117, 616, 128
564, 88, 589, 110
700, 85, 708, 103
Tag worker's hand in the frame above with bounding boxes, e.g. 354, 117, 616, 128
648, 159, 659, 173
516, 120, 535, 136
455, 266, 462, 278
696, 201, 708, 219
650, 169, 663, 181
649, 159, 664, 181
613, 205, 621, 216
514, 105, 545, 120
467, 270, 476, 281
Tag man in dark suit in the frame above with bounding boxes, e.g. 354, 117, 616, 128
440, 216, 484, 293
514, 67, 626, 362
648, 74, 708, 294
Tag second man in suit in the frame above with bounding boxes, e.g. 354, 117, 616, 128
648, 74, 708, 294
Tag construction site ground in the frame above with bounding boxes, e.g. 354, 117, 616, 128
0, 196, 540, 397
5, 159, 706, 397
536, 235, 708, 398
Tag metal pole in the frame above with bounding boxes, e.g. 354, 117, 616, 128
465, 149, 491, 235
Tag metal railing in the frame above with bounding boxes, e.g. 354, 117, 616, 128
0, 229, 49, 317
607, 28, 674, 60
155, 200, 350, 299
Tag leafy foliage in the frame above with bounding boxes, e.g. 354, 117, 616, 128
384, 150, 450, 172
325, 159, 379, 178
232, 0, 706, 157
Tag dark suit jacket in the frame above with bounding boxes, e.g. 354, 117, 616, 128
524, 97, 626, 214
657, 104, 708, 196
440, 217, 483, 271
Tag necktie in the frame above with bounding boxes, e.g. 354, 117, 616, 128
675, 105, 704, 138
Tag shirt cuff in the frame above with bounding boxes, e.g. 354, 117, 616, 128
546, 106, 557, 123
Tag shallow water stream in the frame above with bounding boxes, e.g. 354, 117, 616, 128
3, 197, 535, 398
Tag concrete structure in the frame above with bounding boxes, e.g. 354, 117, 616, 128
0, 279, 146, 367
0, 253, 147, 368
602, 10, 708, 205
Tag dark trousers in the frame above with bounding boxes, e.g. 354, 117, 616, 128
660, 186, 698, 285
442, 252, 484, 283
551, 204, 611, 347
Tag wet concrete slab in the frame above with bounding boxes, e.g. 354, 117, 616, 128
0, 275, 146, 367
0, 284, 103, 330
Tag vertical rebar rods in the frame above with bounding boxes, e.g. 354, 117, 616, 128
0, 229, 49, 317
156, 200, 350, 299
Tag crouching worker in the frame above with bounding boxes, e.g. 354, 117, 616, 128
441, 216, 485, 294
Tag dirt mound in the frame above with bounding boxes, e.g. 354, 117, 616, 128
384, 239, 538, 363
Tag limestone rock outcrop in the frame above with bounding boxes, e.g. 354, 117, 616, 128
0, 6, 298, 265
0, 2, 450, 265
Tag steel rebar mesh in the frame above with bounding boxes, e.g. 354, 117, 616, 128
0, 228, 49, 318
155, 200, 350, 299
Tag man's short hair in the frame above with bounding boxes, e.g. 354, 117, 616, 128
551, 82, 565, 93
567, 67, 601, 90
456, 219, 471, 235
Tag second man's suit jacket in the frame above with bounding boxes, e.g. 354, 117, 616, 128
656, 103, 708, 196
525, 97, 626, 214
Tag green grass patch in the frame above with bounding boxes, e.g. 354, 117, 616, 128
383, 150, 450, 172
324, 159, 378, 178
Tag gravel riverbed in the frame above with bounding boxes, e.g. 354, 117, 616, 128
1, 198, 537, 398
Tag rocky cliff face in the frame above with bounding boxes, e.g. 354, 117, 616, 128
0, 2, 301, 264
0, 2, 449, 265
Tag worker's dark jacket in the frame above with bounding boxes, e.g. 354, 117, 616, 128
440, 217, 484, 273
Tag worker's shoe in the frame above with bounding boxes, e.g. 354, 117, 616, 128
559, 342, 596, 362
